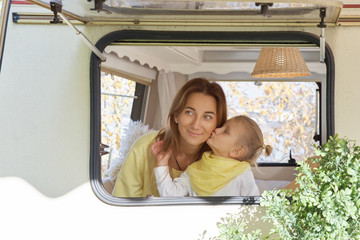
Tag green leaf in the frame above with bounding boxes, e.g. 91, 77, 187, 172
347, 168, 356, 176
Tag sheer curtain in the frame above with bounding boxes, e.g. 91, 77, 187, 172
153, 71, 179, 129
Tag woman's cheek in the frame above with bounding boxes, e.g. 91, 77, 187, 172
206, 121, 217, 136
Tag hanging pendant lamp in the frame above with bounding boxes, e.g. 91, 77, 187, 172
251, 47, 311, 78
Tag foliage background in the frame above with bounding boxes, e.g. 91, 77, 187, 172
219, 81, 317, 163
101, 72, 135, 177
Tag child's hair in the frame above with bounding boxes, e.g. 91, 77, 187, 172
233, 115, 272, 165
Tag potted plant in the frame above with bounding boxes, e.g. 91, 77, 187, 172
211, 134, 360, 240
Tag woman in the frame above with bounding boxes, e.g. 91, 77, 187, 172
112, 78, 227, 197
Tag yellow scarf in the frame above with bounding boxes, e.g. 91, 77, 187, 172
186, 151, 250, 196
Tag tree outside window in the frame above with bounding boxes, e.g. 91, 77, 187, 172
219, 81, 317, 163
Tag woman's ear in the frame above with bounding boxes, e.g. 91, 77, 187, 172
229, 146, 245, 159
174, 115, 178, 124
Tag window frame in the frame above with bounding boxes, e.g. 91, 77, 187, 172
90, 30, 334, 206
131, 82, 148, 122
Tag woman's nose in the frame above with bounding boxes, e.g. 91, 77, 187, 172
191, 116, 201, 129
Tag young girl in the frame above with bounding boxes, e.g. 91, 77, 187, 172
152, 115, 272, 196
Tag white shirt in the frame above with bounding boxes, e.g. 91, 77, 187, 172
154, 166, 260, 197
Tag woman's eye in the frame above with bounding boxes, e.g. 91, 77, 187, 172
204, 115, 213, 120
185, 110, 193, 115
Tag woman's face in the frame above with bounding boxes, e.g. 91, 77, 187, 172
175, 92, 217, 148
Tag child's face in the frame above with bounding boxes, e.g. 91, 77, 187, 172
206, 118, 246, 159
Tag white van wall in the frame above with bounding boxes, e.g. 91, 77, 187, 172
1, 3, 360, 240
327, 27, 360, 140
0, 7, 90, 197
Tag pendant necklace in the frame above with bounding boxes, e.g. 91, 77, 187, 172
173, 153, 182, 171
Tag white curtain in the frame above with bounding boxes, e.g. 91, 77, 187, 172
156, 71, 178, 128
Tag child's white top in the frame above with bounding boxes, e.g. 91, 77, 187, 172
154, 166, 260, 197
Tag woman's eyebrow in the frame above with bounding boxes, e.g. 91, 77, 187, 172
185, 106, 195, 111
185, 106, 215, 115
205, 111, 216, 115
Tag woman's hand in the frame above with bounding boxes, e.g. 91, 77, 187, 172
152, 141, 172, 166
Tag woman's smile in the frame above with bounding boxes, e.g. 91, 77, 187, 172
187, 130, 203, 137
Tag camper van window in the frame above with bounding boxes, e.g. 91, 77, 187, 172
90, 30, 334, 206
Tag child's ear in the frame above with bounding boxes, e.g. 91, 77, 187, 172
229, 146, 245, 159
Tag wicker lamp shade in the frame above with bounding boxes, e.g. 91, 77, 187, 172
251, 47, 311, 78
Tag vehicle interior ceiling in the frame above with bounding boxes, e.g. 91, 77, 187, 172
103, 45, 325, 81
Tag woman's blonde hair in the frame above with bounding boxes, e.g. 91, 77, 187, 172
233, 115, 272, 165
156, 78, 227, 160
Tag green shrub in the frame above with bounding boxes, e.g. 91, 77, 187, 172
214, 208, 263, 240
211, 134, 360, 240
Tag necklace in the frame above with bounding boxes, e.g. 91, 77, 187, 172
173, 154, 182, 171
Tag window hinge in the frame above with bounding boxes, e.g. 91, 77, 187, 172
49, 1, 107, 62
318, 8, 327, 63
99, 143, 109, 156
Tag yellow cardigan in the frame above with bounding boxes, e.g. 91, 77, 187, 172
112, 131, 182, 197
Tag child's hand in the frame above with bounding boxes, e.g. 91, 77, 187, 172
152, 141, 172, 166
